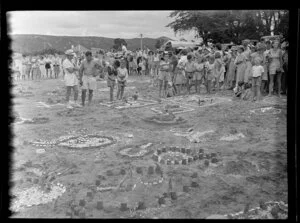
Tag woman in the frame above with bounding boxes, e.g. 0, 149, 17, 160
158, 53, 170, 98
25, 56, 32, 80
53, 54, 60, 79
267, 40, 283, 97
45, 55, 52, 78
242, 40, 253, 84
234, 46, 246, 87
38, 56, 46, 79
226, 48, 237, 90
31, 57, 41, 80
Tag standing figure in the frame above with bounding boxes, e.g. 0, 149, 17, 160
226, 48, 237, 90
62, 50, 81, 109
45, 55, 52, 78
53, 54, 61, 79
242, 40, 252, 84
117, 59, 129, 100
107, 60, 119, 102
267, 40, 283, 97
25, 56, 32, 80
38, 56, 46, 79
184, 54, 196, 94
234, 46, 246, 87
158, 53, 170, 98
79, 51, 102, 106
251, 58, 264, 101
205, 55, 216, 94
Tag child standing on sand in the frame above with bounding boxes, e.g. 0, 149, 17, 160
251, 58, 264, 101
205, 55, 216, 94
194, 56, 205, 94
117, 60, 129, 100
107, 60, 119, 102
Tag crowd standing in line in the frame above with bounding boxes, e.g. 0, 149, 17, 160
11, 38, 288, 108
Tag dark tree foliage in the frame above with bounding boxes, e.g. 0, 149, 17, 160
166, 10, 289, 44
112, 38, 127, 51
24, 47, 64, 56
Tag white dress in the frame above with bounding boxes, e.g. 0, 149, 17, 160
62, 59, 78, 86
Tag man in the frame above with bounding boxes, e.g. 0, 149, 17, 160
168, 51, 178, 95
62, 49, 81, 109
79, 51, 102, 106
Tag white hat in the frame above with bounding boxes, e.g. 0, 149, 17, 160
65, 49, 74, 55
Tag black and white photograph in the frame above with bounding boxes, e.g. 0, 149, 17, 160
6, 10, 295, 219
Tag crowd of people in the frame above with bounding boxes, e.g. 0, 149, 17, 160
11, 37, 288, 108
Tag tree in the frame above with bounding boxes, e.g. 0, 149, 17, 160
112, 38, 127, 51
155, 38, 167, 49
166, 10, 289, 44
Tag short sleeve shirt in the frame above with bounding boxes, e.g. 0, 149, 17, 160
252, 65, 264, 77
63, 59, 75, 75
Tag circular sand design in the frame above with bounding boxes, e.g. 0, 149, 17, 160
119, 143, 153, 158
262, 97, 286, 106
225, 201, 288, 219
10, 182, 66, 213
153, 147, 193, 165
250, 107, 281, 115
15, 117, 50, 124
57, 134, 115, 149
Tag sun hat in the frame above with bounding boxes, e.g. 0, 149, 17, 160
65, 49, 74, 55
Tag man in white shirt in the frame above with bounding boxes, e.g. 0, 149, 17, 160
62, 49, 81, 108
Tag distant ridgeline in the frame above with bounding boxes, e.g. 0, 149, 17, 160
10, 34, 172, 55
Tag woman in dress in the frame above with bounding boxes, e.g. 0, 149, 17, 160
242, 40, 253, 84
226, 48, 237, 90
267, 40, 283, 97
38, 56, 46, 79
53, 54, 61, 79
45, 55, 52, 78
234, 46, 246, 87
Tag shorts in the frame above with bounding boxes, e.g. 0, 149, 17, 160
82, 75, 97, 90
107, 78, 116, 88
158, 71, 171, 82
45, 63, 51, 69
194, 71, 203, 81
252, 76, 262, 87
185, 72, 194, 80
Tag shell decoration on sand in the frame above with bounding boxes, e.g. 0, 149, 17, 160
31, 133, 115, 149
250, 107, 282, 115
119, 143, 153, 158
224, 201, 288, 219
220, 133, 245, 141
10, 182, 66, 212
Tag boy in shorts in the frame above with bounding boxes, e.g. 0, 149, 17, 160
251, 57, 264, 101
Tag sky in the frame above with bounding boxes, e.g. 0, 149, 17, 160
7, 11, 198, 41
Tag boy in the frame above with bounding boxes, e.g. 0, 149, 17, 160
251, 58, 264, 101
117, 59, 129, 100
107, 60, 119, 102
205, 55, 215, 94
184, 54, 196, 94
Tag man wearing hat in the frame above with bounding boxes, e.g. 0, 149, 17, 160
62, 49, 81, 108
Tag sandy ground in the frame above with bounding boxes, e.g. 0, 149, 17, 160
10, 75, 287, 218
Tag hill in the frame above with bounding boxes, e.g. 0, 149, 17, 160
10, 34, 173, 54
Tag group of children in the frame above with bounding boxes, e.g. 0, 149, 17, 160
12, 54, 63, 81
